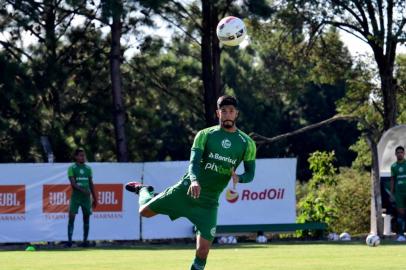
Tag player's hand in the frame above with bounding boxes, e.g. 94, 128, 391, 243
187, 180, 201, 199
231, 168, 239, 190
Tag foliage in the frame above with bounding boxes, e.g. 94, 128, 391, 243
297, 151, 338, 237
330, 167, 371, 235
297, 151, 371, 236
0, 0, 383, 178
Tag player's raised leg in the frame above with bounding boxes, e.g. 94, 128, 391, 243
191, 235, 211, 270
125, 182, 157, 217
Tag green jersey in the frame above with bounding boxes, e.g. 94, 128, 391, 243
186, 125, 256, 206
391, 160, 406, 193
67, 163, 92, 199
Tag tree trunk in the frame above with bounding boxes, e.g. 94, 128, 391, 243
44, 0, 60, 115
110, 13, 128, 162
367, 135, 384, 235
201, 0, 221, 126
380, 68, 397, 130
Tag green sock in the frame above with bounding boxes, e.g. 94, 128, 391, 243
190, 256, 206, 270
83, 219, 89, 242
139, 187, 154, 206
68, 219, 74, 242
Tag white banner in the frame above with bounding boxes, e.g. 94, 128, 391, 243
0, 163, 142, 243
0, 159, 296, 243
142, 161, 194, 239
217, 158, 297, 225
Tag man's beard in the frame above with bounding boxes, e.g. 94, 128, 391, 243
222, 120, 235, 128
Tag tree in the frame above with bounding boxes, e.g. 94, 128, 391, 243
278, 0, 406, 236
225, 23, 359, 179
101, 0, 128, 161
139, 0, 272, 126
1, 0, 97, 160
280, 0, 406, 130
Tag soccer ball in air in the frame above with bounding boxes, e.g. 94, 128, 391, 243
366, 234, 380, 247
216, 16, 247, 46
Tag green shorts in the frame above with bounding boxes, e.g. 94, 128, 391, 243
69, 195, 92, 215
395, 192, 406, 209
147, 180, 218, 241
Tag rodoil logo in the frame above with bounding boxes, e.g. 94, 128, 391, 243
225, 187, 285, 203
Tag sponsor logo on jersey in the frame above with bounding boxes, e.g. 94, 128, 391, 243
80, 169, 84, 174
0, 185, 25, 214
94, 184, 123, 212
43, 185, 71, 213
204, 162, 232, 175
400, 167, 404, 173
208, 152, 237, 165
221, 138, 232, 149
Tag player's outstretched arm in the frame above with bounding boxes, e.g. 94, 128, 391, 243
237, 160, 255, 183
187, 129, 208, 199
188, 148, 203, 182
238, 137, 257, 183
188, 148, 203, 199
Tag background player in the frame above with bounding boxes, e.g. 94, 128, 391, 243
67, 148, 98, 247
391, 145, 406, 242
126, 95, 256, 269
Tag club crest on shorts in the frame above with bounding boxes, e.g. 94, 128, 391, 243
221, 139, 231, 149
210, 227, 216, 237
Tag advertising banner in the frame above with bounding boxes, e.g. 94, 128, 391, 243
0, 159, 296, 242
0, 163, 142, 243
217, 158, 297, 225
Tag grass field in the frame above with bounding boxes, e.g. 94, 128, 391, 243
1, 242, 406, 270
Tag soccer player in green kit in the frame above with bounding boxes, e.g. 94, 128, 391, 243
126, 95, 256, 270
391, 146, 406, 242
66, 148, 97, 247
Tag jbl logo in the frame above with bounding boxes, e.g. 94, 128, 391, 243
43, 185, 71, 213
49, 192, 69, 206
98, 191, 118, 205
94, 184, 123, 212
0, 185, 25, 214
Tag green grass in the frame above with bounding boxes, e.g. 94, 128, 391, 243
2, 242, 406, 270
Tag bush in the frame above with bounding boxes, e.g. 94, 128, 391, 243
296, 151, 338, 237
296, 151, 370, 237
329, 167, 370, 234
